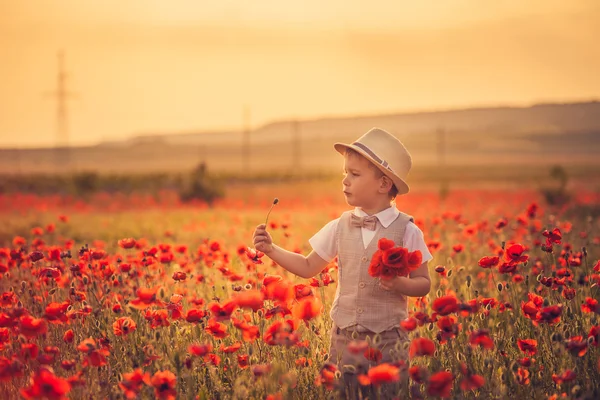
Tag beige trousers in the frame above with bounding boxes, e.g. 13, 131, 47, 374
327, 324, 410, 400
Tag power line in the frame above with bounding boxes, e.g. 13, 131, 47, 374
43, 50, 78, 172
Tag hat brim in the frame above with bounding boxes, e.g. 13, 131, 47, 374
334, 142, 410, 195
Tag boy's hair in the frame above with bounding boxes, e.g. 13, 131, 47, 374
345, 148, 399, 199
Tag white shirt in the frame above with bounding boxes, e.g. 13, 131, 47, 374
309, 206, 433, 264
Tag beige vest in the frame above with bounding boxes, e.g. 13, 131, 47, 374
330, 210, 414, 333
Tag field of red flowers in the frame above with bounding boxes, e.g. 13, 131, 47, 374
1, 187, 599, 399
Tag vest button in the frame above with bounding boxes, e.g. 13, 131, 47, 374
357, 308, 363, 314
361, 256, 367, 262
359, 282, 366, 288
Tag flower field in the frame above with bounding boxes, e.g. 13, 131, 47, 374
1, 187, 599, 399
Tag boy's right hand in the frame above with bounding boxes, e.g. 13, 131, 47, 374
253, 224, 274, 254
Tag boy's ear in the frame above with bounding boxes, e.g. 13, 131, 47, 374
379, 175, 393, 193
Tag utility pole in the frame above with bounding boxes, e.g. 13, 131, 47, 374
291, 119, 300, 170
44, 50, 77, 172
242, 105, 251, 173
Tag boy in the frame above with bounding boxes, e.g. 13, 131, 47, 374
253, 127, 433, 399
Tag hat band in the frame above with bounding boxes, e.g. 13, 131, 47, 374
352, 142, 394, 173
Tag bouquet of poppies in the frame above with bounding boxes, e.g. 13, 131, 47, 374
368, 238, 422, 279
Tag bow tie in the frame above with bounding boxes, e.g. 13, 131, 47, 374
350, 213, 378, 231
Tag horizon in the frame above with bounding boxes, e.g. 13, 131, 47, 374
0, 98, 598, 150
1, 0, 599, 148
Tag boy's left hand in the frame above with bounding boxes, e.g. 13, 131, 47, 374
379, 276, 406, 294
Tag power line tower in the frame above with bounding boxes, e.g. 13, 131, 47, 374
44, 50, 77, 172
291, 119, 301, 170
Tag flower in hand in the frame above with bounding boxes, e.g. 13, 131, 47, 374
369, 238, 422, 283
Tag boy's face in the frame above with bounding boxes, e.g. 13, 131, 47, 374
342, 153, 384, 209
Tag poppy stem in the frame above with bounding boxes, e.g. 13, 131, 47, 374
264, 198, 279, 227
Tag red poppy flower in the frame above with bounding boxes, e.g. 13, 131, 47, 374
237, 354, 249, 369
505, 243, 528, 263
565, 336, 588, 357
231, 317, 261, 342
252, 363, 271, 377
19, 316, 48, 338
409, 337, 436, 357
459, 363, 485, 391
63, 330, 74, 343
517, 339, 538, 355
29, 251, 45, 262
364, 347, 383, 362
360, 363, 400, 386
185, 309, 206, 323
536, 305, 562, 325
119, 368, 151, 399
233, 290, 265, 312
172, 271, 187, 281
400, 317, 418, 332
478, 256, 499, 268
452, 244, 464, 253
427, 371, 454, 398
542, 228, 562, 244
368, 251, 384, 278
129, 287, 163, 310
346, 340, 370, 355
432, 295, 459, 316
516, 368, 530, 385
77, 338, 110, 367
315, 363, 338, 390
378, 238, 395, 251
469, 329, 494, 350
382, 247, 409, 268
188, 343, 213, 357
113, 317, 137, 336
582, 297, 600, 314
21, 368, 71, 400
263, 279, 294, 303
118, 238, 137, 249
294, 284, 313, 300
406, 250, 423, 270
205, 319, 228, 338
551, 369, 576, 385
208, 301, 238, 321
245, 247, 264, 264
44, 302, 70, 324
150, 370, 177, 400
219, 342, 242, 353
292, 297, 321, 321
264, 319, 300, 346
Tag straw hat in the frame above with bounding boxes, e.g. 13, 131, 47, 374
334, 127, 412, 195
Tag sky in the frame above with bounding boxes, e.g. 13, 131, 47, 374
0, 0, 598, 148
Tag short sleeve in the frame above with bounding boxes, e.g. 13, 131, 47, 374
308, 218, 340, 263
403, 223, 433, 263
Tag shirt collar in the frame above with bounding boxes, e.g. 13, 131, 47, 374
354, 206, 399, 228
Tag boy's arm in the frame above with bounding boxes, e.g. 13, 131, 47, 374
253, 223, 330, 279
265, 245, 329, 279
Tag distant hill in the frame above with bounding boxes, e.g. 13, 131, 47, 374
2, 101, 599, 174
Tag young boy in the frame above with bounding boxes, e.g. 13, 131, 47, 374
253, 127, 433, 399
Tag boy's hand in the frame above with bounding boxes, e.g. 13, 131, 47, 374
253, 224, 274, 254
379, 276, 407, 296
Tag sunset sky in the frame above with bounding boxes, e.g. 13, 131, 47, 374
1, 0, 598, 148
